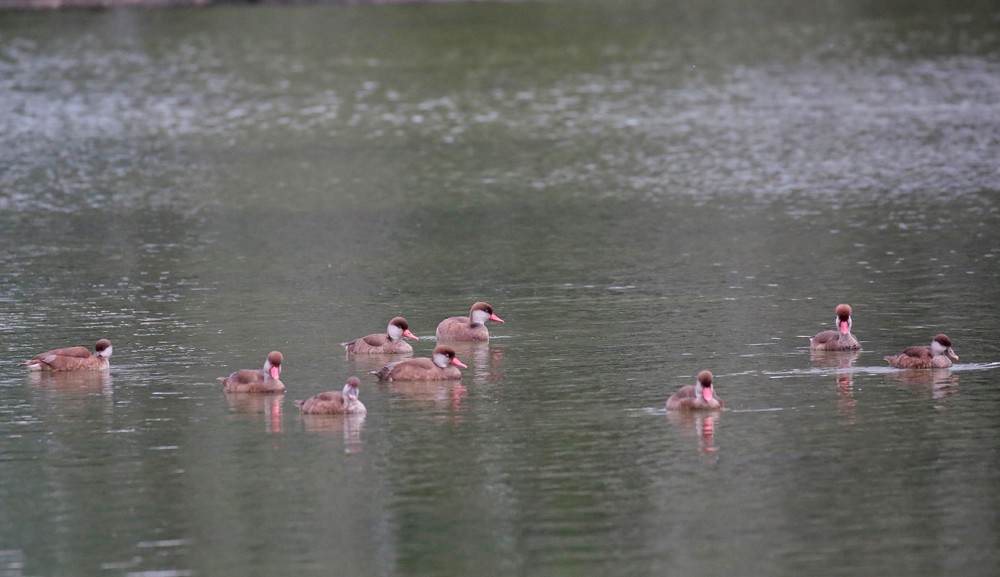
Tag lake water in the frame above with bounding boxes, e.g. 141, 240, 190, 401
1, 1, 999, 576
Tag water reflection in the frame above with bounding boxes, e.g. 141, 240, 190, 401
385, 380, 468, 414
666, 410, 721, 456
810, 350, 861, 424
344, 352, 414, 376
1, 3, 998, 576
887, 369, 959, 402
223, 393, 284, 433
27, 370, 114, 398
437, 341, 506, 386
299, 413, 366, 454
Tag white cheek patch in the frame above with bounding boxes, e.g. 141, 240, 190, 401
102, 346, 113, 358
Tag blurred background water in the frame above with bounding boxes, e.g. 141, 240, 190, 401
1, 1, 999, 576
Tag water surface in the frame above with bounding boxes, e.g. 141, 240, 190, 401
1, 2, 999, 576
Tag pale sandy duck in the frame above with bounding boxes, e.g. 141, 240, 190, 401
884, 334, 959, 369
375, 345, 467, 381
810, 304, 861, 351
295, 376, 367, 415
219, 351, 286, 393
666, 370, 724, 410
21, 339, 113, 371
435, 301, 505, 342
341, 317, 418, 354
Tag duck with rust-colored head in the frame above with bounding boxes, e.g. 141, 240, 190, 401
21, 339, 113, 372
375, 345, 467, 381
435, 302, 504, 342
810, 304, 861, 351
220, 351, 286, 393
666, 370, 723, 411
295, 376, 367, 415
341, 317, 419, 354
884, 334, 958, 369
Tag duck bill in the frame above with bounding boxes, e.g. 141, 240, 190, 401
948, 349, 959, 360
269, 366, 281, 380
702, 387, 714, 403
490, 313, 505, 323
839, 321, 850, 335
403, 329, 419, 340
451, 358, 468, 369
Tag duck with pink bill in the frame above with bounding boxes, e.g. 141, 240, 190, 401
810, 304, 861, 351
884, 334, 959, 369
375, 345, 467, 381
219, 351, 286, 393
341, 316, 419, 354
666, 370, 724, 411
435, 301, 504, 342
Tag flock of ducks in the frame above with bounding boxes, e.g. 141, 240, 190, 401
20, 302, 959, 415
664, 303, 960, 410
214, 301, 505, 413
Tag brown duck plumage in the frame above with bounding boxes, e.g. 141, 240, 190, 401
220, 351, 286, 393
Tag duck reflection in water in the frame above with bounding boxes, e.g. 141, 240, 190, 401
810, 349, 861, 425
666, 410, 720, 454
387, 380, 468, 415
343, 352, 415, 376
224, 393, 284, 433
888, 368, 959, 401
300, 413, 366, 454
436, 341, 505, 386
29, 369, 114, 397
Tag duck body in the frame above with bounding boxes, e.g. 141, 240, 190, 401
220, 351, 286, 393
295, 376, 367, 414
375, 345, 467, 382
342, 317, 418, 354
435, 302, 504, 342
21, 339, 113, 372
666, 370, 723, 411
884, 334, 958, 369
810, 304, 861, 351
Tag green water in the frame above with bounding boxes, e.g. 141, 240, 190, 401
1, 2, 999, 576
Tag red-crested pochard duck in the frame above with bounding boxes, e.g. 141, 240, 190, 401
341, 317, 418, 354
884, 334, 959, 369
435, 301, 504, 342
810, 304, 861, 351
375, 345, 467, 381
295, 376, 367, 414
666, 370, 724, 410
21, 339, 113, 371
219, 351, 286, 393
